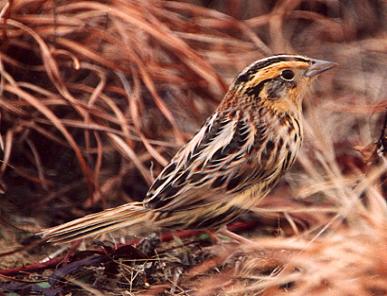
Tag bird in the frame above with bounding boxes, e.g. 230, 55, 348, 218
40, 54, 336, 244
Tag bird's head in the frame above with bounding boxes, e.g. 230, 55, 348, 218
219, 55, 336, 116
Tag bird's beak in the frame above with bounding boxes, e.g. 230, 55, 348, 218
304, 59, 337, 77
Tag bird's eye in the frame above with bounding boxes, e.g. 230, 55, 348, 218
281, 69, 295, 80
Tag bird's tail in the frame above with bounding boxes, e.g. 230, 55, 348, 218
40, 202, 158, 244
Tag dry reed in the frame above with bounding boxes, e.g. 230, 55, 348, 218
0, 0, 386, 295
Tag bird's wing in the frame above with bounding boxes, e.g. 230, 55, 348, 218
143, 110, 277, 212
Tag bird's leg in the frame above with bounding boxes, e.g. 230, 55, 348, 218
202, 229, 220, 244
137, 232, 161, 256
218, 226, 255, 245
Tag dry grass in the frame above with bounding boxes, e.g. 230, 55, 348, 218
0, 0, 386, 295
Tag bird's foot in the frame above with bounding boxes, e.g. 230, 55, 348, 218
218, 227, 255, 245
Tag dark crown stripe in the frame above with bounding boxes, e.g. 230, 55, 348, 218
252, 55, 310, 70
235, 55, 309, 84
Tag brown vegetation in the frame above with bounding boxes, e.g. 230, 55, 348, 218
0, 0, 386, 295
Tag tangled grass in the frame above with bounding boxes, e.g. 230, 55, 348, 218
0, 0, 386, 295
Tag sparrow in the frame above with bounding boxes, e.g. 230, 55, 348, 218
41, 54, 336, 243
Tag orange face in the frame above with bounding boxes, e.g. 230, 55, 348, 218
248, 60, 313, 114
221, 55, 336, 116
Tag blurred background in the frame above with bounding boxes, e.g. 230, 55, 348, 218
0, 0, 385, 294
